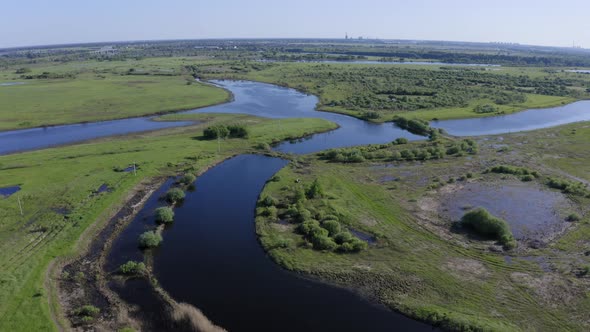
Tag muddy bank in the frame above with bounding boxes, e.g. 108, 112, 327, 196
54, 178, 164, 331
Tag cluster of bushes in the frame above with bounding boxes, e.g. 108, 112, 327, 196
393, 117, 436, 136
258, 179, 369, 253
460, 208, 515, 249
118, 261, 146, 275
486, 165, 540, 181
320, 139, 477, 163
297, 218, 367, 252
546, 178, 590, 197
474, 104, 497, 114
203, 124, 249, 139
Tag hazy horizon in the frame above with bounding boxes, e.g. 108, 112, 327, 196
1, 0, 589, 49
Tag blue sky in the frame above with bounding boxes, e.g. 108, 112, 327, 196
1, 0, 589, 48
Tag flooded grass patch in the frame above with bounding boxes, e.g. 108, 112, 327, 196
0, 185, 21, 198
440, 181, 575, 242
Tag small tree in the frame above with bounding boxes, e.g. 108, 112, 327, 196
179, 174, 196, 185
138, 231, 163, 249
165, 188, 185, 203
305, 179, 324, 199
155, 207, 174, 224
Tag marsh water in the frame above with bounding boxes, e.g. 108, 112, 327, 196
4, 80, 590, 330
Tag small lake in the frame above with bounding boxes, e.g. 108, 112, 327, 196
566, 70, 590, 74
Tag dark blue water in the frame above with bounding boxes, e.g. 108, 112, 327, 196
150, 155, 432, 331
0, 185, 20, 197
431, 101, 590, 136
0, 118, 193, 155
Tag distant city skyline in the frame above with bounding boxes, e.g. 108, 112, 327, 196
1, 0, 589, 49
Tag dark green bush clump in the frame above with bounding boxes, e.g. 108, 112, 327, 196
138, 231, 163, 249
474, 104, 497, 114
547, 178, 590, 197
460, 208, 515, 249
165, 188, 185, 203
393, 137, 408, 145
259, 195, 279, 207
203, 124, 249, 139
74, 305, 100, 321
179, 174, 196, 185
119, 261, 146, 275
305, 179, 324, 199
393, 117, 434, 136
155, 207, 174, 224
566, 213, 581, 222
488, 165, 538, 177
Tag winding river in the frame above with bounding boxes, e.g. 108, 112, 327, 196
3, 80, 590, 330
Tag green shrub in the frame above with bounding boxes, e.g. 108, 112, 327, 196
179, 174, 196, 185
165, 188, 185, 203
567, 213, 581, 222
311, 235, 338, 251
521, 174, 534, 182
261, 206, 278, 220
393, 137, 409, 145
322, 220, 341, 236
298, 220, 321, 235
305, 179, 324, 199
203, 125, 229, 139
259, 195, 278, 207
74, 305, 100, 318
119, 261, 146, 275
138, 231, 163, 249
155, 207, 174, 224
334, 231, 354, 244
460, 208, 515, 248
256, 142, 272, 151
227, 124, 249, 138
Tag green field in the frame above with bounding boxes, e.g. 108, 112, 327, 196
0, 72, 228, 131
256, 122, 590, 331
0, 113, 336, 331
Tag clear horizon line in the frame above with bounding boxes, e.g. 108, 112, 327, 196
0, 37, 586, 52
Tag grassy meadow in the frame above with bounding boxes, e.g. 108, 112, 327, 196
0, 58, 229, 131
